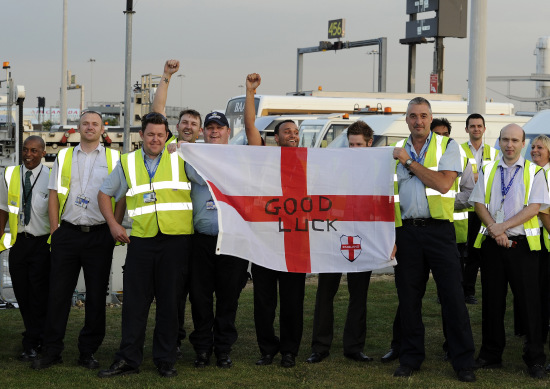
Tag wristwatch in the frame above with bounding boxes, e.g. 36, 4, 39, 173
404, 158, 414, 169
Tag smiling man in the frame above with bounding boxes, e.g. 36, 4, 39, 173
0, 136, 50, 363
32, 111, 123, 371
244, 73, 306, 369
470, 124, 549, 379
97, 112, 194, 378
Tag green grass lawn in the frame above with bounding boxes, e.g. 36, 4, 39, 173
1, 274, 548, 388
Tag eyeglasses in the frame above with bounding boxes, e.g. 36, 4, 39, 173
80, 110, 103, 118
143, 112, 169, 125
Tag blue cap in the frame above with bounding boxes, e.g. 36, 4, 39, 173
204, 111, 229, 128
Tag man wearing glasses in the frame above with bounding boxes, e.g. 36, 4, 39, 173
32, 111, 123, 371
97, 112, 194, 378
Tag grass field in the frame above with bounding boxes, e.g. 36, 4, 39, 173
1, 274, 548, 388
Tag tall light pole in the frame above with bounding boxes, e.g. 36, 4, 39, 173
60, 0, 68, 125
177, 74, 184, 107
123, 0, 135, 154
87, 58, 96, 108
367, 50, 379, 92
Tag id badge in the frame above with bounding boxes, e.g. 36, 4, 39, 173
206, 200, 217, 210
495, 209, 504, 224
19, 212, 25, 224
75, 194, 90, 209
143, 192, 156, 203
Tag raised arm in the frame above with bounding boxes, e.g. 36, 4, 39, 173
152, 59, 180, 115
244, 73, 263, 146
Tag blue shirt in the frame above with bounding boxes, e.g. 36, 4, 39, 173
397, 133, 463, 219
185, 164, 219, 236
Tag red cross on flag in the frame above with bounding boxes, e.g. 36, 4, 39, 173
179, 144, 396, 273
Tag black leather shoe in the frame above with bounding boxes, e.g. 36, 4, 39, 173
306, 351, 329, 363
381, 348, 399, 363
344, 351, 373, 362
157, 361, 177, 378
457, 368, 476, 382
176, 346, 183, 359
528, 364, 545, 379
256, 354, 274, 366
19, 348, 38, 362
393, 365, 415, 377
78, 353, 99, 369
465, 295, 478, 305
216, 353, 233, 368
31, 354, 63, 370
474, 357, 502, 370
194, 352, 210, 368
281, 353, 296, 368
98, 360, 139, 378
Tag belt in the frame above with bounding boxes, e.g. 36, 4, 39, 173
61, 221, 107, 233
508, 235, 526, 242
17, 232, 46, 239
401, 218, 449, 227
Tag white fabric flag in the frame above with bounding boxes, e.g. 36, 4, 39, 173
180, 143, 396, 273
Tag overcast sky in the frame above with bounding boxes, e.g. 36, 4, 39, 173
2, 0, 549, 118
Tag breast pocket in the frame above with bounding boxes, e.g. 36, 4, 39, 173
34, 190, 49, 217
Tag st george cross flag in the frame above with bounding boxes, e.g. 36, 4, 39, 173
179, 143, 396, 273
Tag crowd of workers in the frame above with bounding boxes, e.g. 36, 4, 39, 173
2, 59, 550, 383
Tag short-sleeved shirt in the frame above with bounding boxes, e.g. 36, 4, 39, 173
0, 164, 50, 236
48, 144, 109, 226
469, 156, 550, 237
185, 164, 219, 236
397, 133, 463, 219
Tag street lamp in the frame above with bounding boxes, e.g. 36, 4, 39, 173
88, 58, 96, 107
367, 50, 379, 92
177, 74, 184, 107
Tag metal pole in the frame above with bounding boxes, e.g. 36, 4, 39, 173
88, 58, 95, 107
296, 50, 304, 94
60, 0, 68, 125
123, 0, 134, 154
367, 50, 378, 92
407, 45, 416, 93
435, 37, 444, 93
377, 37, 387, 93
468, 0, 487, 114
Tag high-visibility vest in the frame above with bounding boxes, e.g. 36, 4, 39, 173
120, 149, 193, 238
543, 169, 550, 251
460, 143, 499, 214
474, 159, 541, 250
55, 146, 120, 219
0, 166, 22, 251
393, 134, 457, 227
453, 146, 469, 243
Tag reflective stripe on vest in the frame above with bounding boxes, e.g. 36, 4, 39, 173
121, 150, 193, 237
392, 134, 455, 227
461, 143, 500, 175
453, 146, 469, 243
474, 159, 541, 250
0, 166, 21, 251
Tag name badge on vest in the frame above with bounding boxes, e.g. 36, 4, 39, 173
143, 192, 156, 203
206, 200, 217, 210
75, 194, 90, 209
19, 212, 25, 224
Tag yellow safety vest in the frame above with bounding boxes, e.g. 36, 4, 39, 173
0, 166, 22, 251
120, 149, 193, 238
474, 159, 541, 250
453, 145, 469, 243
392, 134, 457, 227
55, 146, 120, 219
543, 169, 550, 251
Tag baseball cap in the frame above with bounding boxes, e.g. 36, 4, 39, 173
204, 111, 229, 128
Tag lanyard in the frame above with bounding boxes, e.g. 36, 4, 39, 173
499, 165, 521, 206
145, 155, 161, 180
21, 166, 43, 205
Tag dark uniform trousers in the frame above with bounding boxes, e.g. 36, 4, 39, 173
311, 271, 372, 354
251, 263, 306, 357
116, 233, 190, 368
479, 237, 545, 366
395, 220, 475, 371
188, 233, 248, 356
8, 233, 50, 350
463, 212, 482, 296
43, 223, 114, 357
538, 232, 549, 344
177, 265, 190, 348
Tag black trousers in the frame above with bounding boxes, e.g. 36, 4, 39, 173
188, 233, 248, 356
176, 272, 189, 347
395, 220, 475, 371
115, 233, 190, 369
43, 224, 114, 357
479, 237, 545, 366
8, 233, 50, 350
463, 212, 482, 297
251, 264, 306, 356
311, 271, 372, 354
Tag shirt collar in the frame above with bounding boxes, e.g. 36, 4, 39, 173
22, 163, 43, 176
74, 143, 104, 154
498, 155, 524, 169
